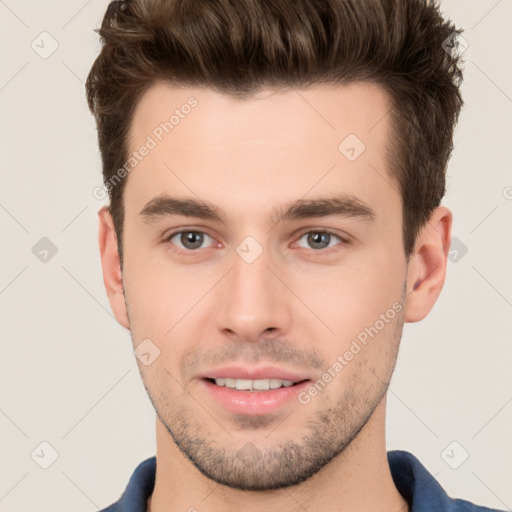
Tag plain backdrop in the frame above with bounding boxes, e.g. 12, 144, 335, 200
1, 1, 511, 511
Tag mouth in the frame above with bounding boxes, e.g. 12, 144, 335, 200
204, 377, 309, 391
199, 368, 312, 415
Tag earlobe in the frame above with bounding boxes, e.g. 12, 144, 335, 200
404, 206, 452, 323
98, 206, 130, 329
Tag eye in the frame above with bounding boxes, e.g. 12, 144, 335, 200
163, 228, 350, 257
294, 229, 349, 253
165, 230, 216, 253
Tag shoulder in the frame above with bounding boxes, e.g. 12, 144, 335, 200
98, 505, 121, 512
97, 456, 156, 512
387, 450, 506, 512
448, 498, 507, 512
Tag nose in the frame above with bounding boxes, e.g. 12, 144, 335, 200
215, 243, 292, 343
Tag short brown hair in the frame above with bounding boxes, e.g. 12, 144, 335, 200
86, 0, 464, 264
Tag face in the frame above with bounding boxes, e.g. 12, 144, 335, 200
106, 81, 415, 490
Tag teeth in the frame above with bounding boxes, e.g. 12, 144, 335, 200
253, 379, 270, 390
214, 378, 296, 391
236, 379, 252, 390
224, 378, 236, 388
270, 378, 282, 389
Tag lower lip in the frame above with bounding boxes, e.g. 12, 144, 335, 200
201, 379, 310, 415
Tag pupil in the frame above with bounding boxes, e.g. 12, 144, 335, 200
309, 232, 329, 249
182, 231, 203, 249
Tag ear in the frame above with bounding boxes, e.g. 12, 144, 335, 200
98, 206, 130, 329
404, 206, 452, 323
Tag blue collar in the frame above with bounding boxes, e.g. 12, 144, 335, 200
102, 450, 504, 511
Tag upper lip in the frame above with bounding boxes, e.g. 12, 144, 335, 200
200, 365, 311, 382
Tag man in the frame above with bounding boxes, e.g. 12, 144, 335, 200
86, 0, 505, 510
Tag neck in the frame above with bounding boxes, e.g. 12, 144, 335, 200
147, 397, 408, 512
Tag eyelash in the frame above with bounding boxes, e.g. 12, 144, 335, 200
163, 228, 351, 257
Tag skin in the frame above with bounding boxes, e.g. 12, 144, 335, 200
98, 81, 451, 512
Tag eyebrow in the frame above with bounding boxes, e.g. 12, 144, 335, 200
139, 193, 376, 225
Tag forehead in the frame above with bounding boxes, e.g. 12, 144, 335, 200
125, 81, 399, 227
131, 81, 391, 151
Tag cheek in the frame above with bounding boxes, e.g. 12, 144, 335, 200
122, 235, 182, 319
124, 268, 197, 338
296, 259, 402, 337
122, 249, 220, 372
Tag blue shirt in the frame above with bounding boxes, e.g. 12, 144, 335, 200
99, 450, 506, 511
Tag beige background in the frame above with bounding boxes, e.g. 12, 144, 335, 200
1, 0, 511, 510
